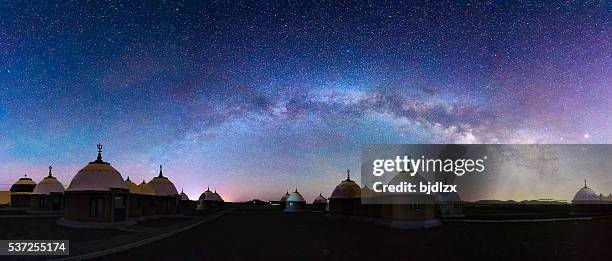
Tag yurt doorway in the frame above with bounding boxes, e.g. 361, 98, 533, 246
113, 195, 127, 221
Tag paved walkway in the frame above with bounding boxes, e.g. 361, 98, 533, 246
50, 209, 233, 261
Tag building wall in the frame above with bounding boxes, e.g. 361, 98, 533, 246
180, 200, 197, 215
329, 198, 360, 215
64, 192, 113, 223
380, 203, 437, 221
30, 193, 64, 211
10, 194, 32, 208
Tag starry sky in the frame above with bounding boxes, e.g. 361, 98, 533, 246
0, 1, 610, 202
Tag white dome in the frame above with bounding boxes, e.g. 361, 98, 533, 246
199, 188, 216, 201
573, 186, 598, 202
67, 146, 127, 192
287, 190, 305, 202
213, 191, 224, 202
67, 162, 126, 192
148, 165, 178, 196
280, 191, 290, 202
313, 194, 328, 204
180, 191, 189, 200
331, 170, 361, 199
32, 167, 65, 195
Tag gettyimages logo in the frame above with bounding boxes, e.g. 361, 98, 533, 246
369, 155, 487, 195
361, 144, 488, 204
372, 155, 487, 177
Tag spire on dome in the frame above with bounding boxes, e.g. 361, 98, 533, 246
158, 165, 164, 177
206, 185, 210, 192
48, 166, 52, 177
286, 190, 289, 195
345, 169, 352, 181
96, 144, 103, 161
294, 187, 298, 193
91, 143, 109, 164
584, 179, 588, 188
126, 176, 131, 182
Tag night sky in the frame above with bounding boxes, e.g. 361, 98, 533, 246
1, 1, 610, 202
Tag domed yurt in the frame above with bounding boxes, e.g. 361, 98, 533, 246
284, 189, 306, 213
360, 185, 380, 218
30, 166, 65, 212
137, 180, 157, 216
197, 187, 221, 209
179, 189, 197, 215
62, 144, 130, 226
312, 193, 328, 212
377, 171, 440, 229
125, 176, 147, 219
329, 169, 361, 216
148, 165, 180, 215
279, 190, 290, 210
10, 174, 37, 208
571, 180, 608, 215
213, 190, 224, 203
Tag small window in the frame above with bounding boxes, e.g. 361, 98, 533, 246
114, 196, 126, 208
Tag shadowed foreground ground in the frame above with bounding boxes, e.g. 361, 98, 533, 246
98, 209, 612, 261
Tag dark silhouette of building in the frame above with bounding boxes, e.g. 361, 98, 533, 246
10, 174, 37, 208
30, 166, 65, 212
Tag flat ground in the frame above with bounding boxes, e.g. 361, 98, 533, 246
0, 216, 127, 242
99, 209, 612, 261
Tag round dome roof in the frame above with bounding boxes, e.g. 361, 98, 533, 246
32, 166, 65, 195
213, 190, 224, 202
330, 170, 361, 199
148, 165, 178, 196
360, 185, 375, 198
287, 189, 305, 202
180, 190, 189, 200
138, 180, 156, 195
10, 174, 37, 193
67, 146, 127, 192
280, 191, 290, 202
125, 177, 141, 194
313, 193, 328, 204
572, 180, 598, 202
199, 187, 216, 201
